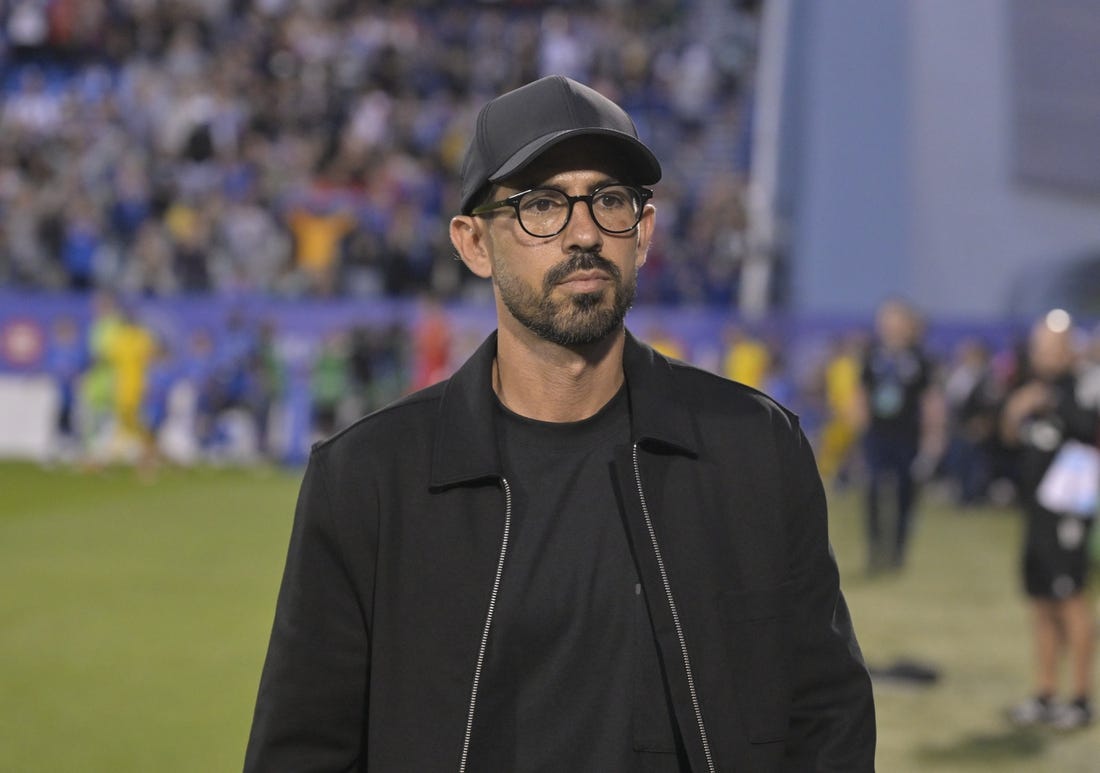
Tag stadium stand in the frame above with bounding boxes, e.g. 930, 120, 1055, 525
0, 0, 760, 304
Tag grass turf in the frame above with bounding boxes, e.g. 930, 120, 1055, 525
1, 462, 1096, 771
1, 462, 299, 772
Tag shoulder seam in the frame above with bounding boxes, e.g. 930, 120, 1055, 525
312, 383, 445, 452
666, 358, 798, 424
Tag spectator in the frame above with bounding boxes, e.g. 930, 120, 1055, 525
816, 331, 867, 486
163, 197, 213, 292
2, 66, 64, 135
941, 337, 1002, 506
721, 323, 770, 390
244, 321, 286, 459
120, 220, 177, 297
347, 322, 408, 416
0, 3, 760, 307
285, 198, 357, 296
59, 195, 104, 291
178, 328, 220, 453
3, 183, 57, 287
79, 290, 125, 460
45, 315, 89, 460
103, 305, 157, 458
1002, 310, 1096, 731
410, 295, 452, 391
141, 337, 177, 470
643, 324, 687, 360
857, 299, 935, 573
309, 331, 350, 440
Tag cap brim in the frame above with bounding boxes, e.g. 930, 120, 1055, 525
488, 128, 662, 186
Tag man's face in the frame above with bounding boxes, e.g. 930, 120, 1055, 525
1029, 323, 1074, 381
875, 302, 914, 350
477, 141, 655, 348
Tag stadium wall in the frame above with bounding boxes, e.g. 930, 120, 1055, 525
783, 0, 1100, 320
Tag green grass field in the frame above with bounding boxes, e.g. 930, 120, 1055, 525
2, 461, 1097, 771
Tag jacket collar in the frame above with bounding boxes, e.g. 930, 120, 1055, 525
429, 329, 697, 490
429, 332, 502, 490
621, 329, 697, 455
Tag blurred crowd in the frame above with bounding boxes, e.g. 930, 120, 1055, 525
804, 300, 1100, 587
45, 292, 432, 467
37, 281, 1099, 519
671, 302, 1100, 526
0, 0, 760, 306
12, 1, 1089, 516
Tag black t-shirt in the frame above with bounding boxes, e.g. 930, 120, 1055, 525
1014, 372, 1100, 505
861, 342, 932, 442
468, 386, 686, 772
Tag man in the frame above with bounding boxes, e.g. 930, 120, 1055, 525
1002, 311, 1096, 730
857, 298, 935, 572
942, 337, 1000, 506
245, 75, 875, 772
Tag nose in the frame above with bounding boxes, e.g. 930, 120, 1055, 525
561, 197, 603, 251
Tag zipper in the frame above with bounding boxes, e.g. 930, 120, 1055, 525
633, 444, 716, 773
458, 477, 513, 773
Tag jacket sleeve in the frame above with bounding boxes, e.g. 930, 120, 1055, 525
782, 421, 876, 771
244, 448, 371, 772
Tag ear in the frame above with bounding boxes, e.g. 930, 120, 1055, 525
450, 215, 493, 279
634, 203, 656, 269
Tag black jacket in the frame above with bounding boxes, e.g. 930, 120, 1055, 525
245, 331, 876, 772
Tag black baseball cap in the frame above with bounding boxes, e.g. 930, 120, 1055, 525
458, 75, 662, 214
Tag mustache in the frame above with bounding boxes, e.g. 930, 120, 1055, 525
543, 251, 622, 290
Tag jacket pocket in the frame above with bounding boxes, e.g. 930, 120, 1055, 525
719, 584, 793, 744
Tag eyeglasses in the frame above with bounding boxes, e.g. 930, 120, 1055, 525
471, 184, 652, 238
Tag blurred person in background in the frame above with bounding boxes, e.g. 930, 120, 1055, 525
139, 337, 177, 471
244, 320, 286, 460
2, 183, 59, 288
163, 195, 213, 293
409, 294, 452, 390
941, 337, 1002, 507
177, 328, 220, 455
1072, 321, 1100, 413
982, 333, 1034, 505
78, 290, 124, 463
1002, 311, 1095, 730
347, 322, 409, 416
308, 330, 350, 441
194, 312, 274, 464
119, 219, 178, 297
816, 331, 867, 487
103, 305, 157, 460
721, 322, 771, 390
45, 315, 89, 461
285, 197, 357, 296
857, 298, 936, 573
643, 323, 687, 360
59, 194, 105, 292
246, 74, 874, 772
760, 345, 796, 412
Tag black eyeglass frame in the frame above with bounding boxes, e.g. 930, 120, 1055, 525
470, 183, 654, 238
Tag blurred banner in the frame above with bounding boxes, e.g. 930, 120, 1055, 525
0, 374, 56, 459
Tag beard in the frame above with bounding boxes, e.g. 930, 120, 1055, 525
494, 250, 636, 347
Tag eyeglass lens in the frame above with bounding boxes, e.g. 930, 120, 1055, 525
517, 186, 642, 236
